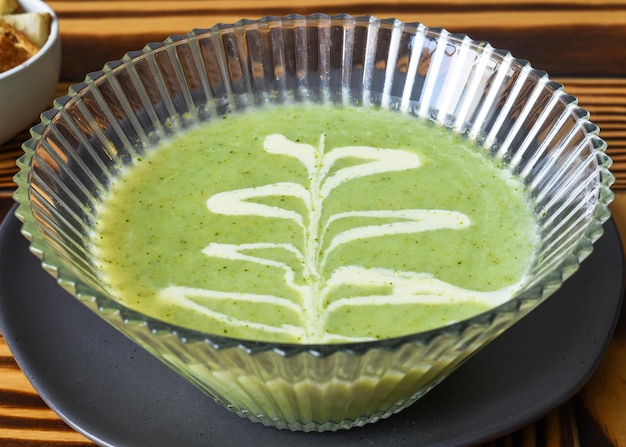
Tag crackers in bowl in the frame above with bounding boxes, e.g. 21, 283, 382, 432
0, 0, 51, 72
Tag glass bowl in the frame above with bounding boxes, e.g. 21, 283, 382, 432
13, 14, 614, 432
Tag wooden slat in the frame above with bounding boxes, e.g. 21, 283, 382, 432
47, 0, 626, 80
559, 79, 626, 186
0, 336, 95, 446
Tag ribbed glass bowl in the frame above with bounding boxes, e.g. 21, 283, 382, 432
13, 14, 614, 432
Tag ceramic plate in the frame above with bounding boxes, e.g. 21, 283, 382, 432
0, 208, 623, 447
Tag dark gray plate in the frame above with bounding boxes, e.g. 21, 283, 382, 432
0, 207, 623, 447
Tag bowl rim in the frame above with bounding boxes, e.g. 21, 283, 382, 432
0, 0, 59, 80
13, 13, 615, 357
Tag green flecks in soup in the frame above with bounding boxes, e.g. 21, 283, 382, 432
91, 103, 537, 344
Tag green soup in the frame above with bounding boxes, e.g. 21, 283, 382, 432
91, 103, 537, 343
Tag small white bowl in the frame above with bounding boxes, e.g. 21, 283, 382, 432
0, 0, 60, 144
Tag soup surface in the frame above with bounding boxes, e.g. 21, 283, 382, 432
91, 103, 537, 343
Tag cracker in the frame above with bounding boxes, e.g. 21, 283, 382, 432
0, 20, 38, 72
0, 12, 51, 48
0, 0, 18, 15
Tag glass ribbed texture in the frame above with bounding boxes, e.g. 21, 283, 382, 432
13, 14, 614, 431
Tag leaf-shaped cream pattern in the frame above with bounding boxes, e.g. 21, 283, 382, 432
207, 182, 310, 227
263, 134, 318, 178
166, 132, 490, 342
202, 242, 308, 294
319, 145, 421, 197
262, 133, 422, 197
320, 209, 470, 268
322, 266, 519, 309
185, 133, 482, 341
157, 285, 306, 339
318, 266, 522, 342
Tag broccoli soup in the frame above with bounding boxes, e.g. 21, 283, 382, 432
91, 103, 537, 344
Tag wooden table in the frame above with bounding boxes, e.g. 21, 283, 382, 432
1, 1, 626, 445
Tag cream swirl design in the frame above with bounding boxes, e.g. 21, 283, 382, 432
156, 133, 519, 343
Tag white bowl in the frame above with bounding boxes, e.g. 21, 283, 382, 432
0, 0, 60, 144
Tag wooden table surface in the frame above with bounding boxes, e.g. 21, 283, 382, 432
2, 1, 626, 445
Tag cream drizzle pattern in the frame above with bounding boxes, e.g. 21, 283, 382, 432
157, 133, 519, 343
